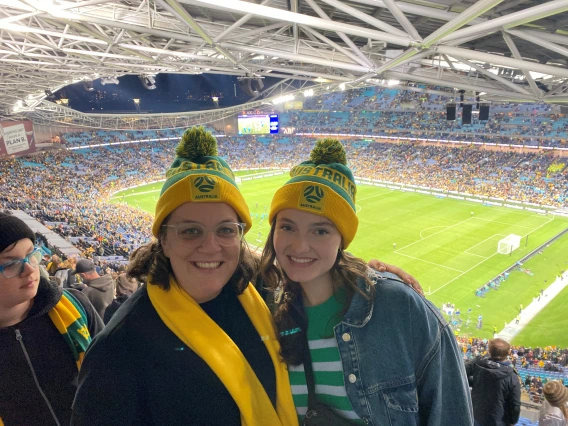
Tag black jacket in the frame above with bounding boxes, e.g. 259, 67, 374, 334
0, 277, 104, 426
465, 357, 521, 426
102, 294, 129, 324
72, 284, 276, 426
82, 274, 115, 318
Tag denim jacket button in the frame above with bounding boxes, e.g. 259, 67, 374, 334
342, 333, 351, 342
348, 374, 357, 383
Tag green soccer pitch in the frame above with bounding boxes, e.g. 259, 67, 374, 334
111, 170, 568, 346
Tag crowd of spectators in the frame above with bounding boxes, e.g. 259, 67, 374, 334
282, 110, 568, 147
2, 134, 567, 268
458, 336, 568, 402
458, 336, 568, 367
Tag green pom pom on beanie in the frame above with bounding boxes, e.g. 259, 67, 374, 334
175, 126, 218, 160
309, 138, 347, 166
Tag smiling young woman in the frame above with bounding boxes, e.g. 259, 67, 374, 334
261, 139, 474, 426
71, 127, 298, 426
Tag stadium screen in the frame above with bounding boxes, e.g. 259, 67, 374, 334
237, 114, 279, 135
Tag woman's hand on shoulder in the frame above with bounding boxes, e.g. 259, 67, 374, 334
367, 259, 424, 296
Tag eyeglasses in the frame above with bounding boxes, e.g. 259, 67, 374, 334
162, 222, 246, 246
0, 248, 42, 279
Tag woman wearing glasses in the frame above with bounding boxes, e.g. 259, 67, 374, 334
72, 127, 300, 426
72, 128, 419, 426
0, 212, 103, 426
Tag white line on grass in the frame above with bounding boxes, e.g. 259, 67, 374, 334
357, 191, 394, 202
464, 234, 506, 257
397, 217, 475, 252
472, 217, 537, 229
429, 215, 555, 295
111, 189, 161, 198
396, 253, 465, 273
419, 226, 448, 239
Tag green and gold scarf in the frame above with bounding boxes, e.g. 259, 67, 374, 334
48, 290, 92, 370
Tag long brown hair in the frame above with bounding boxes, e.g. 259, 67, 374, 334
128, 216, 258, 294
260, 218, 374, 365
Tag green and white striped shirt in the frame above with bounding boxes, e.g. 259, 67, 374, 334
288, 291, 364, 425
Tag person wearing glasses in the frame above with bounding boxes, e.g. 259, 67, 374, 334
72, 127, 300, 426
0, 212, 103, 426
72, 128, 421, 426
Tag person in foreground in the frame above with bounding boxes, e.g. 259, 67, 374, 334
261, 139, 474, 426
538, 381, 568, 426
465, 338, 521, 426
0, 212, 103, 426
72, 127, 299, 426
71, 128, 422, 426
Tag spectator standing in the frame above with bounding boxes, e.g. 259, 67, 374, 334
103, 267, 139, 324
539, 381, 568, 426
0, 212, 103, 426
465, 338, 521, 426
71, 259, 115, 318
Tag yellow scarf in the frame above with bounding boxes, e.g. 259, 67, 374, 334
147, 277, 298, 426
47, 291, 92, 370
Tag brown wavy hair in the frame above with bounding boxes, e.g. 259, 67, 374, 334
260, 218, 375, 365
128, 215, 258, 294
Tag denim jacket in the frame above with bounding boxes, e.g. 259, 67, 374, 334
328, 272, 474, 426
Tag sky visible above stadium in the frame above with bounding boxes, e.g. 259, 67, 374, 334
53, 74, 283, 114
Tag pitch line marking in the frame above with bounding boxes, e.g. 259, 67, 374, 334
111, 189, 160, 198
357, 191, 394, 202
463, 234, 506, 257
397, 217, 475, 252
429, 215, 555, 295
396, 253, 465, 273
472, 217, 536, 229
419, 226, 448, 239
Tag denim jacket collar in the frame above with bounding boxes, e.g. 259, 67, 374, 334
287, 271, 403, 328
341, 271, 402, 327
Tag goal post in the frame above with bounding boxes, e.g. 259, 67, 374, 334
498, 234, 522, 255
236, 177, 242, 184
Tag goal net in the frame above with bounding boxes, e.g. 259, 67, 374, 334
498, 234, 522, 255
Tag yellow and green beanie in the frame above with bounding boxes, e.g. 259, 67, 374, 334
152, 127, 251, 237
269, 138, 358, 248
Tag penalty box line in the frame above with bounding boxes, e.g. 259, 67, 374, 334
429, 215, 555, 295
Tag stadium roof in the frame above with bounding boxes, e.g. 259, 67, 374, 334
1, 0, 568, 129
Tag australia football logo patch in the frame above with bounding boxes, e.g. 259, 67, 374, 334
303, 185, 324, 203
298, 183, 325, 212
190, 175, 220, 200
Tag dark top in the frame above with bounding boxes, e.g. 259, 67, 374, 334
0, 278, 104, 426
72, 284, 276, 426
465, 357, 522, 426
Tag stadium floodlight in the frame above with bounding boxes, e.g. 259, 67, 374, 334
139, 75, 156, 90
339, 83, 346, 91
498, 234, 522, 255
100, 77, 119, 85
273, 94, 294, 105
304, 89, 314, 97
387, 80, 400, 86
